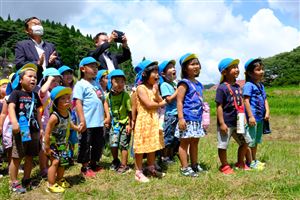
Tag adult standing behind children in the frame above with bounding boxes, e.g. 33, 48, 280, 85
15, 17, 62, 82
88, 31, 131, 71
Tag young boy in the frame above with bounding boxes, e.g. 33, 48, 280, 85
158, 60, 178, 164
8, 63, 43, 193
215, 58, 251, 175
107, 69, 132, 173
73, 57, 109, 178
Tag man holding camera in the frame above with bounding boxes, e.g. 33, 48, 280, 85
88, 31, 131, 71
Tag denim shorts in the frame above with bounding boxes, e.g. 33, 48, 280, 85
109, 124, 131, 150
246, 120, 263, 147
163, 114, 178, 147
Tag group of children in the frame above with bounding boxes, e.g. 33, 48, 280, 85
0, 53, 270, 193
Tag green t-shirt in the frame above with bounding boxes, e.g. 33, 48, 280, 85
106, 91, 131, 124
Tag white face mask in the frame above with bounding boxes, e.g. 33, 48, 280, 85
31, 25, 44, 36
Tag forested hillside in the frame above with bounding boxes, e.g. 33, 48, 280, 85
0, 16, 135, 83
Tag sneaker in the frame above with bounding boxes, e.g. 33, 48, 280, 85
21, 178, 32, 191
154, 162, 162, 172
250, 160, 265, 170
135, 171, 149, 183
162, 157, 174, 165
219, 165, 234, 175
117, 165, 131, 174
110, 159, 121, 171
57, 178, 71, 188
234, 163, 251, 171
180, 167, 198, 177
90, 164, 103, 173
191, 163, 205, 173
81, 167, 96, 178
46, 183, 65, 193
11, 181, 26, 194
145, 167, 166, 178
255, 160, 266, 166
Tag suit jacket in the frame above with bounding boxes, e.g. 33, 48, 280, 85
88, 42, 131, 70
14, 39, 62, 82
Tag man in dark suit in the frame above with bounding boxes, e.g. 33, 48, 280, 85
88, 31, 131, 71
14, 17, 62, 82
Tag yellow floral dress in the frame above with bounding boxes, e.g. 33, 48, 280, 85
133, 85, 164, 153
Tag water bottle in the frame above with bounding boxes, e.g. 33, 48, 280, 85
202, 102, 210, 130
19, 115, 31, 142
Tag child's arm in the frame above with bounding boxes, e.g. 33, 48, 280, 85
165, 89, 178, 104
8, 103, 20, 134
153, 83, 164, 103
264, 99, 270, 120
177, 84, 187, 131
0, 100, 8, 136
126, 111, 132, 134
39, 76, 55, 99
131, 92, 137, 130
137, 87, 166, 109
70, 121, 83, 132
216, 103, 228, 134
44, 114, 58, 156
75, 99, 86, 133
103, 99, 110, 128
244, 96, 256, 126
37, 106, 44, 139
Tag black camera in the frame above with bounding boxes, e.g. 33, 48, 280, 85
114, 30, 124, 43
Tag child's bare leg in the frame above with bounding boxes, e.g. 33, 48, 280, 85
9, 158, 21, 182
146, 152, 155, 166
111, 147, 118, 161
245, 147, 252, 165
121, 149, 128, 166
48, 159, 59, 186
134, 153, 143, 171
178, 138, 190, 168
39, 150, 48, 172
218, 149, 228, 166
190, 138, 199, 166
23, 156, 33, 180
237, 144, 248, 165
251, 146, 257, 161
57, 166, 65, 181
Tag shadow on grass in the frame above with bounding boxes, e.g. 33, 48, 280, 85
66, 174, 86, 187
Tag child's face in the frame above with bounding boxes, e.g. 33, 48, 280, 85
249, 63, 264, 82
0, 83, 7, 97
162, 63, 176, 82
100, 75, 108, 88
111, 76, 125, 93
224, 64, 239, 80
62, 71, 73, 85
146, 69, 159, 85
20, 70, 37, 92
186, 58, 201, 78
57, 94, 72, 110
82, 63, 98, 79
50, 76, 61, 89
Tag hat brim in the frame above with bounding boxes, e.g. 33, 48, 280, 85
228, 59, 240, 67
246, 58, 262, 70
19, 63, 38, 74
182, 54, 198, 65
53, 87, 72, 100
80, 61, 100, 68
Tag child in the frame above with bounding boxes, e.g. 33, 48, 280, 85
8, 63, 43, 193
215, 58, 251, 175
39, 68, 62, 177
107, 69, 132, 173
44, 86, 81, 193
159, 60, 178, 164
58, 65, 77, 165
243, 58, 269, 170
134, 59, 166, 182
96, 69, 109, 93
73, 57, 109, 177
175, 53, 205, 177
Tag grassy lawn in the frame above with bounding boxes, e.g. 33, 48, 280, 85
0, 86, 299, 199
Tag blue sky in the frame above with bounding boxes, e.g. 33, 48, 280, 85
1, 0, 299, 84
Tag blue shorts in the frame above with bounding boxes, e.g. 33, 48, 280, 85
175, 121, 206, 139
246, 120, 263, 147
68, 130, 78, 145
163, 114, 178, 147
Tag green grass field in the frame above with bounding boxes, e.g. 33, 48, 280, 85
0, 86, 299, 200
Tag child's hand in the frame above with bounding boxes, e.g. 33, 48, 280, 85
79, 121, 86, 133
219, 123, 228, 134
264, 114, 270, 121
126, 124, 131, 135
45, 147, 54, 157
104, 118, 110, 128
249, 116, 256, 127
12, 123, 20, 134
153, 83, 159, 96
178, 118, 187, 131
131, 121, 135, 131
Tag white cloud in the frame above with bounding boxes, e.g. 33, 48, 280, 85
268, 0, 299, 17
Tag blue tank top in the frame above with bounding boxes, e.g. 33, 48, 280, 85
178, 79, 203, 122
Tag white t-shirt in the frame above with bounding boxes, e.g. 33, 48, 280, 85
32, 39, 46, 70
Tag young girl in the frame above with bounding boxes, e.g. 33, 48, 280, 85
44, 86, 81, 193
58, 65, 77, 165
96, 69, 109, 93
134, 59, 167, 182
39, 68, 62, 178
243, 58, 269, 170
175, 53, 205, 177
